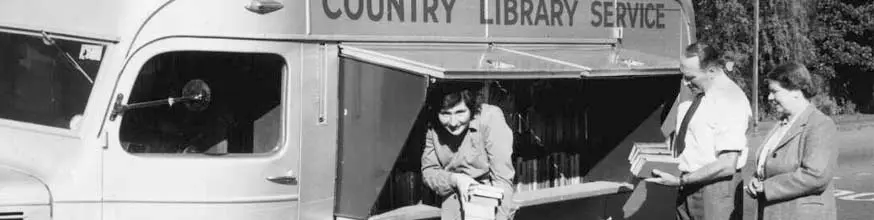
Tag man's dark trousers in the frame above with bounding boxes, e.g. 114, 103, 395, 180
676, 172, 742, 220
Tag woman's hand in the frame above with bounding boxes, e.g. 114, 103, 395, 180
745, 179, 764, 198
452, 173, 479, 199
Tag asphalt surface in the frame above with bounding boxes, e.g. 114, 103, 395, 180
742, 119, 874, 220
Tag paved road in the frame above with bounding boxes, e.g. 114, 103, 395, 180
742, 121, 874, 220
831, 127, 874, 220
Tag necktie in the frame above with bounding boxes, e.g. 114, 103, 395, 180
674, 93, 705, 157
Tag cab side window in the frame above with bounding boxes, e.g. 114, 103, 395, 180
119, 52, 284, 154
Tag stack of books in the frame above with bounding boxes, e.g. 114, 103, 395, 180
468, 184, 504, 206
628, 142, 680, 179
463, 184, 505, 220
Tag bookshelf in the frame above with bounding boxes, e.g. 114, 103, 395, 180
366, 77, 680, 217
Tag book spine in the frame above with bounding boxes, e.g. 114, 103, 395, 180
574, 153, 581, 184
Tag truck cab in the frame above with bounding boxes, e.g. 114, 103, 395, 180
0, 0, 695, 219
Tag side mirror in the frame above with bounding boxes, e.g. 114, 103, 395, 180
110, 79, 212, 121
181, 79, 211, 111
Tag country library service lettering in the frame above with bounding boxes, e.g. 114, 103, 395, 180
322, 0, 669, 29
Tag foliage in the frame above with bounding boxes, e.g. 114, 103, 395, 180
692, 0, 874, 117
808, 0, 874, 113
693, 0, 754, 93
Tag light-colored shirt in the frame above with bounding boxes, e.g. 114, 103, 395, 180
676, 74, 752, 172
421, 104, 515, 197
756, 111, 802, 177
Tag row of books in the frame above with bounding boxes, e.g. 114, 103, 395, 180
628, 142, 680, 179
514, 152, 584, 192
372, 152, 585, 215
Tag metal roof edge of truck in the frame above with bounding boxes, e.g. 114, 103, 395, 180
0, 0, 694, 54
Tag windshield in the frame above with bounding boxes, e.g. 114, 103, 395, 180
0, 31, 103, 129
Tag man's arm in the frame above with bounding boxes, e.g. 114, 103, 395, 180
681, 151, 739, 185
649, 102, 748, 186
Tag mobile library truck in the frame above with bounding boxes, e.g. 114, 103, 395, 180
0, 0, 694, 219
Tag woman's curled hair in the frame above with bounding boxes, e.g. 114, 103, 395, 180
765, 63, 817, 98
425, 81, 484, 119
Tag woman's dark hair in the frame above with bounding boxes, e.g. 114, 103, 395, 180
684, 42, 726, 71
765, 62, 817, 98
426, 82, 483, 118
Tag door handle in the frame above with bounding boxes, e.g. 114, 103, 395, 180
266, 170, 298, 185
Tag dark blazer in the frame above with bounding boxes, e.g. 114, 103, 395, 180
753, 104, 837, 220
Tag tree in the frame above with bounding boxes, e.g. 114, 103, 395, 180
808, 0, 874, 113
693, 0, 874, 116
693, 0, 754, 99
757, 0, 824, 116
694, 0, 818, 118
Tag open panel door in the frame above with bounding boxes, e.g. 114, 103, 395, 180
334, 57, 430, 220
342, 43, 680, 79
504, 45, 680, 77
340, 43, 586, 79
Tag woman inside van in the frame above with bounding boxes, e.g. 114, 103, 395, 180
421, 82, 516, 220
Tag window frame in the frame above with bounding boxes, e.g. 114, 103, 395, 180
106, 37, 297, 158
117, 51, 287, 155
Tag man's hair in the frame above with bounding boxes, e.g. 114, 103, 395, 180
765, 62, 817, 98
684, 42, 726, 71
426, 82, 483, 118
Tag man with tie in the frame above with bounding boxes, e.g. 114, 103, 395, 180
646, 42, 752, 220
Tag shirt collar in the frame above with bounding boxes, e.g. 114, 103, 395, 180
708, 74, 733, 91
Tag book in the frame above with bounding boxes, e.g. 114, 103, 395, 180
629, 154, 674, 172
629, 150, 672, 166
469, 195, 500, 208
468, 184, 504, 201
464, 184, 504, 220
627, 142, 679, 179
628, 142, 670, 161
630, 155, 680, 179
462, 202, 497, 220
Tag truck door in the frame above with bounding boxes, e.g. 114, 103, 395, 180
100, 38, 302, 220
